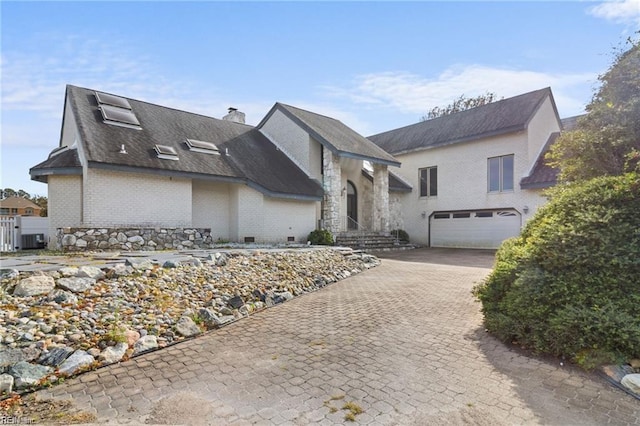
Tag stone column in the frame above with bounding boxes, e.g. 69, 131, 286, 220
372, 163, 390, 233
322, 149, 342, 234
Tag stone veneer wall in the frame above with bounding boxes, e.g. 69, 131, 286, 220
58, 227, 215, 252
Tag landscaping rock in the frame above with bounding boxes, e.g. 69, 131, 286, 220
227, 295, 244, 309
621, 374, 640, 394
126, 258, 154, 271
38, 346, 74, 367
175, 316, 201, 337
99, 343, 128, 364
58, 350, 95, 376
163, 259, 181, 269
124, 330, 141, 347
13, 275, 55, 297
0, 348, 26, 373
47, 289, 78, 305
198, 308, 222, 328
77, 266, 105, 280
0, 269, 19, 280
57, 277, 96, 293
9, 361, 52, 389
59, 267, 79, 277
134, 335, 158, 354
0, 373, 14, 394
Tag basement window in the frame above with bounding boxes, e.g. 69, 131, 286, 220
244, 237, 255, 243
186, 139, 220, 155
154, 144, 179, 160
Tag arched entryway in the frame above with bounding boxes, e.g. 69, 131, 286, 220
347, 180, 358, 230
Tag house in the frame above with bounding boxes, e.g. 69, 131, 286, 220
30, 85, 566, 250
369, 87, 562, 248
0, 197, 43, 217
30, 85, 402, 250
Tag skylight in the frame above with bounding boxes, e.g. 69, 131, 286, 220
154, 144, 179, 160
99, 105, 141, 129
95, 92, 132, 109
186, 138, 219, 155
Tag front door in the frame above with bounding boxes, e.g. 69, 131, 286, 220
347, 181, 358, 230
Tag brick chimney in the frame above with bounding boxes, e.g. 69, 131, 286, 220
223, 107, 245, 124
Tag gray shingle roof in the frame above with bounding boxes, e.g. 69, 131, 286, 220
32, 85, 323, 200
259, 103, 400, 167
30, 148, 82, 182
560, 115, 584, 131
520, 132, 560, 189
369, 88, 555, 155
361, 169, 412, 193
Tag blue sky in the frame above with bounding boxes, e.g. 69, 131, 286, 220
1, 1, 639, 197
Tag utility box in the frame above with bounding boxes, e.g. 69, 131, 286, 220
22, 233, 46, 249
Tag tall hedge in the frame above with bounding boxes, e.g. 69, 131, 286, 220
473, 172, 640, 368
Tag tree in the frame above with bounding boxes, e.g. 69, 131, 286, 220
547, 36, 640, 182
420, 92, 502, 121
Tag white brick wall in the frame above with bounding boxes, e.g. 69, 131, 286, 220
392, 130, 549, 245
230, 185, 316, 243
83, 169, 192, 227
48, 175, 83, 245
263, 197, 317, 243
192, 180, 230, 240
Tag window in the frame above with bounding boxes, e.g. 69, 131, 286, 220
25, 208, 34, 216
186, 139, 219, 155
488, 155, 514, 192
0, 208, 9, 215
452, 212, 470, 218
154, 144, 179, 160
475, 212, 493, 218
419, 166, 437, 197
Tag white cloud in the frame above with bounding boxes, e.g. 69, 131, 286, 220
323, 65, 596, 121
0, 33, 243, 148
588, 0, 640, 25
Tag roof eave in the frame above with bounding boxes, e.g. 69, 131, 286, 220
390, 125, 526, 157
29, 167, 83, 183
520, 180, 557, 190
338, 150, 400, 167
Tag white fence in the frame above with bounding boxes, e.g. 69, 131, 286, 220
0, 216, 49, 251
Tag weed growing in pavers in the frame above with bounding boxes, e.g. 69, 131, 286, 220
342, 401, 363, 415
323, 395, 364, 421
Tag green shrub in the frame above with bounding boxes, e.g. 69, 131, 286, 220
307, 229, 334, 245
473, 172, 640, 368
391, 229, 410, 242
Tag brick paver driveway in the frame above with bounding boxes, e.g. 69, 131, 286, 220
39, 248, 639, 425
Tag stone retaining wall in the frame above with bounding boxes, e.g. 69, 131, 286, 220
58, 227, 214, 252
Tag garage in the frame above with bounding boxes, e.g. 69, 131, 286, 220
429, 209, 522, 249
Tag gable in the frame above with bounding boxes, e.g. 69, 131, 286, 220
258, 103, 400, 167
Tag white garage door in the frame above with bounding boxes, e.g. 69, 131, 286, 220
430, 209, 521, 249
